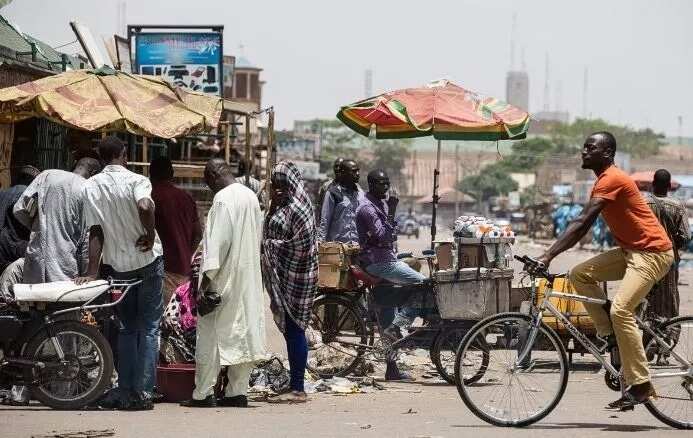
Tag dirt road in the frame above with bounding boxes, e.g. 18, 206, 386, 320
2, 230, 692, 437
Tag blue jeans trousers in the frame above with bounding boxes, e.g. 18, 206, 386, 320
108, 257, 164, 395
284, 317, 308, 392
365, 261, 426, 329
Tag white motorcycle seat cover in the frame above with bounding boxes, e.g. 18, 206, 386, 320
13, 280, 110, 303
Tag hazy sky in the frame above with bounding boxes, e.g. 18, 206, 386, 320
3, 0, 692, 136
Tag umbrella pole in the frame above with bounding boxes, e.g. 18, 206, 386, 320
431, 139, 441, 249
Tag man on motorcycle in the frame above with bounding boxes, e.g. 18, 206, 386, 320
537, 131, 673, 410
355, 169, 425, 380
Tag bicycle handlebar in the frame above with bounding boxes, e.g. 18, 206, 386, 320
514, 255, 552, 279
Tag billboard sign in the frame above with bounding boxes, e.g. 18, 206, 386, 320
135, 32, 222, 96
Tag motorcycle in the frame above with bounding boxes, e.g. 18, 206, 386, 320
0, 279, 140, 409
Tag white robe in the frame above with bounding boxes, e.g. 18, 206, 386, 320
196, 183, 267, 368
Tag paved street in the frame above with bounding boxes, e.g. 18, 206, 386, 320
2, 229, 692, 437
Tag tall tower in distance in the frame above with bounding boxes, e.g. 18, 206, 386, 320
364, 69, 373, 98
505, 13, 529, 111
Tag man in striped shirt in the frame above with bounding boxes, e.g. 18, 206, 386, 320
77, 136, 164, 411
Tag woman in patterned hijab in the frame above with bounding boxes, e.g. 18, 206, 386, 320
262, 161, 318, 403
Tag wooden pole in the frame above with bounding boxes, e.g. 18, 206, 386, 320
266, 109, 275, 210
431, 139, 441, 249
142, 136, 148, 176
223, 121, 231, 164
244, 114, 251, 187
455, 143, 460, 219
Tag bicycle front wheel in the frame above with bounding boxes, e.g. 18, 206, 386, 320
308, 295, 369, 378
644, 315, 693, 430
455, 312, 569, 427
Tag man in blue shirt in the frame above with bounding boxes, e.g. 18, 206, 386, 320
318, 159, 363, 244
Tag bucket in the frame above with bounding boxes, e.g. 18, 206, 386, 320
156, 363, 195, 402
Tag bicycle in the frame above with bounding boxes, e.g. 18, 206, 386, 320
308, 251, 488, 384
454, 254, 693, 429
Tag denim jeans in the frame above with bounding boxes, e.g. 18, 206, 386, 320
105, 257, 164, 395
366, 261, 426, 329
284, 317, 308, 392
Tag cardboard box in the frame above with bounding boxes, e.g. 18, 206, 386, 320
318, 264, 354, 289
436, 243, 454, 270
318, 242, 359, 268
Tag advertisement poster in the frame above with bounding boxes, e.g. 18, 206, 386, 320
135, 33, 222, 96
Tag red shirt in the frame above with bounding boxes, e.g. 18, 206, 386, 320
590, 166, 671, 252
151, 181, 200, 275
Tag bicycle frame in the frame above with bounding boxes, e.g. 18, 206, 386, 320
516, 281, 693, 382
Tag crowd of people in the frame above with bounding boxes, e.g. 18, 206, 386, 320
0, 131, 689, 413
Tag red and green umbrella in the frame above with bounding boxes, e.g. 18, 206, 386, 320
337, 80, 530, 245
337, 80, 529, 141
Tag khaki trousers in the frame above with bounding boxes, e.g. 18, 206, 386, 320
568, 248, 673, 386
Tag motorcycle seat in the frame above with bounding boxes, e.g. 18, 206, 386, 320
349, 265, 382, 287
12, 280, 110, 303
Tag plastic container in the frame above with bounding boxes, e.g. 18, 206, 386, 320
156, 363, 196, 402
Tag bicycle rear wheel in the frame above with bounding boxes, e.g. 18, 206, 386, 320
643, 315, 693, 429
455, 312, 569, 427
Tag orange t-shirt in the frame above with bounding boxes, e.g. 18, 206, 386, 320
591, 166, 671, 252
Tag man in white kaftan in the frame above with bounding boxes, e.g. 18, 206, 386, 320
13, 159, 101, 283
184, 158, 266, 408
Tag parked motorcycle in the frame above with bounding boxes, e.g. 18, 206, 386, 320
0, 279, 139, 409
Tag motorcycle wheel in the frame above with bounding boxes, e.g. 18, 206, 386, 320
23, 320, 113, 410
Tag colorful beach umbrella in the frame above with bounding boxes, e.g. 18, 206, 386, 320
337, 79, 529, 141
0, 66, 222, 138
337, 79, 530, 245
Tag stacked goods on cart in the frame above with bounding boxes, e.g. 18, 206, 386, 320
452, 216, 515, 269
453, 215, 515, 239
317, 242, 360, 289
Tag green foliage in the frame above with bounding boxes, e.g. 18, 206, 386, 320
366, 139, 412, 193
458, 163, 519, 202
498, 138, 556, 172
546, 118, 665, 158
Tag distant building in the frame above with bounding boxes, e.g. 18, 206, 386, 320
505, 71, 529, 111
231, 56, 263, 110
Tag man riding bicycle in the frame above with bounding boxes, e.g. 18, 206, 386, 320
537, 131, 674, 410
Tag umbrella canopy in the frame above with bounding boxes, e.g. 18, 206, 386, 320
630, 171, 680, 192
0, 66, 222, 138
337, 80, 530, 140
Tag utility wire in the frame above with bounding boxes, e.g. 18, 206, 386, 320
52, 39, 78, 50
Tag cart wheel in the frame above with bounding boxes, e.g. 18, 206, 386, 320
430, 328, 489, 385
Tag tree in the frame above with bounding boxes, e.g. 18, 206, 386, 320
366, 139, 412, 194
546, 118, 665, 158
458, 163, 519, 203
499, 138, 556, 172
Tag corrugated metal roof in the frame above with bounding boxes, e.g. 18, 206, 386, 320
0, 14, 71, 72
